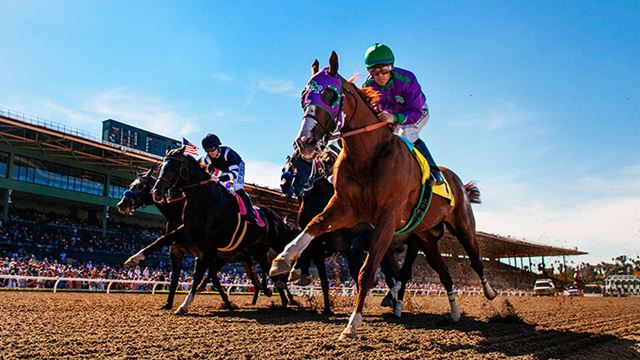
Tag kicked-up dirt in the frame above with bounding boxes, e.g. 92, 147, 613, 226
0, 291, 638, 359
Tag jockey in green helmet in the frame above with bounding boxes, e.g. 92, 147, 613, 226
363, 43, 444, 185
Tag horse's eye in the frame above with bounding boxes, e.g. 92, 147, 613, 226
321, 89, 338, 107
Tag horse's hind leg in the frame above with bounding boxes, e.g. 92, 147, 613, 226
417, 238, 460, 323
208, 265, 234, 310
161, 247, 183, 310
393, 237, 420, 318
315, 255, 332, 314
240, 261, 261, 305
447, 217, 497, 300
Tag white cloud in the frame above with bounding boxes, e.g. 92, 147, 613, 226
256, 77, 296, 95
211, 72, 234, 83
90, 88, 200, 138
244, 160, 283, 189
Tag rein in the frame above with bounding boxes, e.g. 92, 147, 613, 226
328, 84, 391, 140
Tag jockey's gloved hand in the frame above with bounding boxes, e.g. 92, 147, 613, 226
378, 111, 395, 124
210, 174, 220, 182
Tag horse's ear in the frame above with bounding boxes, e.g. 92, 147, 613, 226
144, 166, 154, 177
311, 59, 319, 75
328, 51, 339, 76
165, 146, 171, 156
179, 146, 186, 154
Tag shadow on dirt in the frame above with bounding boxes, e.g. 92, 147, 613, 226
186, 305, 637, 358
379, 312, 638, 359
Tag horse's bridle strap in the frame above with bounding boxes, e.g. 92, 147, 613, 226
338, 121, 390, 139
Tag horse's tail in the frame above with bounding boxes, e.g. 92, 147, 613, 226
464, 182, 481, 204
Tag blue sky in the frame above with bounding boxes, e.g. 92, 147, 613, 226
1, 1, 638, 265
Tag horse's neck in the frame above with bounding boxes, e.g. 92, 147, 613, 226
155, 200, 183, 221
342, 97, 393, 165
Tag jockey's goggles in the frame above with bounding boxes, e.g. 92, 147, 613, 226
205, 147, 219, 153
367, 65, 392, 76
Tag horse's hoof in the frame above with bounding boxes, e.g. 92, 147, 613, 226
322, 309, 334, 316
160, 303, 172, 310
175, 307, 188, 315
263, 288, 273, 297
269, 257, 291, 277
288, 268, 302, 282
298, 275, 312, 287
338, 329, 356, 341
484, 288, 497, 300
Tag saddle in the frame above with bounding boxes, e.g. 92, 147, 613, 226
233, 192, 266, 228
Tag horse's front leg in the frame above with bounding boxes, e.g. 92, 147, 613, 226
175, 256, 207, 315
270, 198, 353, 277
125, 225, 184, 267
340, 213, 396, 340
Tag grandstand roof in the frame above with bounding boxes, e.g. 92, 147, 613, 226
439, 231, 587, 259
0, 108, 162, 173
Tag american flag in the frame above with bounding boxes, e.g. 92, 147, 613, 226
182, 137, 200, 156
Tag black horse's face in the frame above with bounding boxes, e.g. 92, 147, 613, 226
151, 153, 185, 204
117, 168, 155, 215
296, 53, 342, 161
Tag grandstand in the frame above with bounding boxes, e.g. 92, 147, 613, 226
0, 107, 587, 290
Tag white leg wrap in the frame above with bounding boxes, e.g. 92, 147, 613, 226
389, 281, 402, 300
339, 311, 363, 340
393, 300, 403, 318
125, 251, 145, 267
176, 292, 194, 314
277, 232, 315, 264
481, 277, 497, 300
448, 292, 461, 322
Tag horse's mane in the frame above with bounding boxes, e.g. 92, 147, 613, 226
166, 148, 211, 179
346, 76, 381, 114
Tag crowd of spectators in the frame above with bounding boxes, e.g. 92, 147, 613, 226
0, 209, 536, 295
0, 253, 255, 292
0, 211, 163, 258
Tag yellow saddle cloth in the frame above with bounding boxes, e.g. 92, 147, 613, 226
410, 143, 455, 207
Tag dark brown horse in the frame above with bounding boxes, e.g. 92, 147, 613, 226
117, 167, 272, 309
270, 52, 496, 339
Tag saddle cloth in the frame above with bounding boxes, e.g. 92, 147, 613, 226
233, 192, 266, 227
399, 136, 455, 207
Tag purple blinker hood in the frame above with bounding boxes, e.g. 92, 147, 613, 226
301, 67, 344, 131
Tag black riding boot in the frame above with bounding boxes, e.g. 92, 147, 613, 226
237, 189, 257, 224
413, 138, 445, 185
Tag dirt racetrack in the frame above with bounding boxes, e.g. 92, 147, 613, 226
0, 292, 638, 359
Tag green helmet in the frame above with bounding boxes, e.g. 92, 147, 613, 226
364, 43, 395, 68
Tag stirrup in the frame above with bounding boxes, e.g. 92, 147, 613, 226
431, 171, 445, 185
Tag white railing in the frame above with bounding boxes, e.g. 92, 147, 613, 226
0, 275, 532, 297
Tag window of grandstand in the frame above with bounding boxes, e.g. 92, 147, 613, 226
12, 155, 105, 195
0, 152, 8, 177
108, 177, 131, 199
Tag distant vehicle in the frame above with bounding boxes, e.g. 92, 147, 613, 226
534, 278, 556, 296
567, 287, 584, 297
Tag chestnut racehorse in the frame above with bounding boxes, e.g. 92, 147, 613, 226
270, 52, 496, 339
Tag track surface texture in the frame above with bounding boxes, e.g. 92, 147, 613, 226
1, 292, 638, 359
